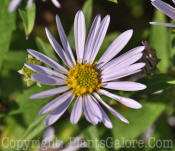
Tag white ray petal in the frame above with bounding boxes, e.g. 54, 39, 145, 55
151, 0, 175, 20
45, 28, 72, 68
56, 15, 76, 66
94, 93, 129, 123
24, 63, 67, 80
98, 89, 142, 109
100, 46, 145, 70
102, 63, 145, 82
31, 73, 66, 86
92, 97, 113, 128
30, 86, 70, 99
83, 96, 99, 125
27, 49, 68, 74
51, 0, 61, 8
87, 95, 103, 121
98, 29, 133, 67
83, 15, 101, 63
103, 69, 141, 82
74, 10, 86, 63
89, 15, 110, 63
45, 94, 74, 126
102, 81, 147, 91
8, 0, 22, 12
173, 0, 175, 4
150, 22, 175, 27
70, 97, 83, 124
40, 91, 73, 115
102, 53, 143, 75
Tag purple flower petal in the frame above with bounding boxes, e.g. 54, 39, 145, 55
56, 15, 76, 66
74, 10, 86, 63
31, 73, 66, 86
98, 89, 142, 109
150, 22, 175, 27
27, 49, 68, 74
102, 81, 146, 91
89, 15, 110, 63
8, 0, 22, 12
83, 96, 99, 125
102, 63, 145, 82
98, 29, 133, 67
24, 63, 67, 80
83, 15, 101, 63
70, 97, 83, 124
51, 0, 61, 8
151, 0, 175, 20
30, 86, 70, 99
45, 28, 72, 68
86, 95, 103, 121
94, 93, 129, 123
45, 94, 74, 126
39, 91, 73, 115
92, 97, 113, 128
101, 46, 144, 70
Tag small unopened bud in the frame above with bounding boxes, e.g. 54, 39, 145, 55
18, 55, 42, 87
141, 41, 160, 75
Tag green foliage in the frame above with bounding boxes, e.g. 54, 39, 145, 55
112, 101, 165, 150
83, 126, 107, 151
23, 115, 46, 140
82, 0, 93, 31
19, 3, 36, 39
13, 85, 51, 125
0, 0, 16, 69
4, 51, 27, 70
168, 80, 175, 84
107, 0, 118, 4
35, 37, 58, 61
149, 10, 171, 73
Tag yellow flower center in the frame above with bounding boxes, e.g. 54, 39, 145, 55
66, 62, 102, 96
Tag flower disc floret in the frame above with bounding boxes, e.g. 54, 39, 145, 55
66, 62, 102, 96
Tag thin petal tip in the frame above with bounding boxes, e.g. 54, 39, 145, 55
29, 95, 35, 99
127, 29, 134, 35
134, 103, 142, 109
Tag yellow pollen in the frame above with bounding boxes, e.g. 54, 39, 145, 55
66, 62, 102, 96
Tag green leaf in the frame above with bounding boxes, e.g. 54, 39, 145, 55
19, 3, 36, 39
111, 101, 165, 150
83, 0, 93, 31
13, 85, 51, 125
149, 10, 171, 73
83, 126, 107, 151
35, 37, 58, 61
0, 116, 26, 150
23, 115, 46, 140
0, 0, 16, 69
4, 51, 27, 70
167, 80, 175, 84
107, 0, 118, 4
68, 0, 93, 51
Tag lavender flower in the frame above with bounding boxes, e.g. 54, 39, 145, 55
26, 10, 146, 128
150, 0, 175, 27
8, 0, 61, 12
